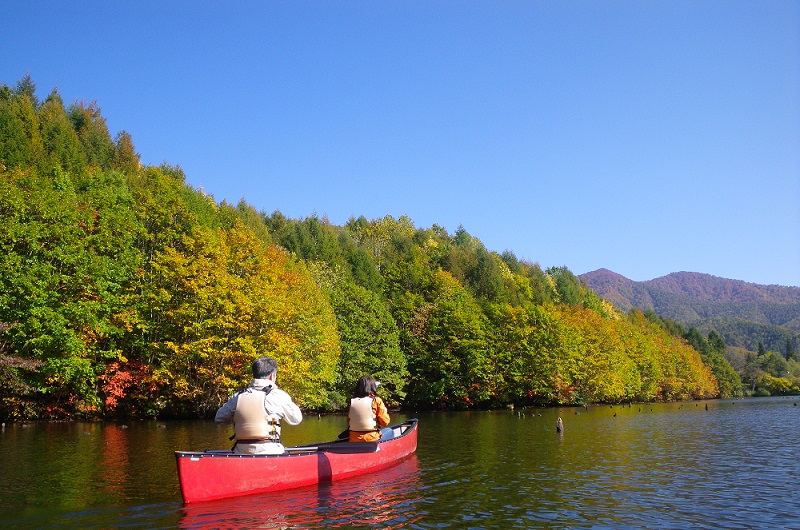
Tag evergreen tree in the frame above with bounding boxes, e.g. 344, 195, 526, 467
112, 130, 140, 174
546, 266, 583, 306
69, 100, 114, 169
38, 88, 85, 175
13, 73, 38, 107
0, 94, 31, 168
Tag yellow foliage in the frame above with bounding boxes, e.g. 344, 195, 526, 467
535, 304, 719, 404
147, 220, 340, 413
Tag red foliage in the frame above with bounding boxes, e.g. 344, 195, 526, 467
99, 362, 157, 413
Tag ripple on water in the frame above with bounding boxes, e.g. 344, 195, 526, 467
4, 400, 800, 528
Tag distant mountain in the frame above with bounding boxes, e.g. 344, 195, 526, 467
579, 269, 800, 353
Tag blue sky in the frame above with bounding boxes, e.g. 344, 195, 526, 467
3, 1, 799, 287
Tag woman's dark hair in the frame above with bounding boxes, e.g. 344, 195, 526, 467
353, 375, 378, 398
252, 356, 278, 379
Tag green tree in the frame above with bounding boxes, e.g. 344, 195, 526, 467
707, 330, 742, 396
112, 130, 140, 174
546, 266, 584, 306
485, 303, 561, 405
466, 247, 504, 302
0, 321, 45, 421
0, 163, 145, 418
38, 88, 85, 175
0, 167, 88, 415
222, 199, 272, 246
13, 73, 38, 107
69, 100, 115, 169
684, 328, 741, 397
0, 92, 32, 169
0, 79, 45, 170
760, 351, 788, 378
404, 271, 490, 408
382, 245, 434, 331
317, 271, 407, 408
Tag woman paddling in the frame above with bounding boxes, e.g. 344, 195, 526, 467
348, 375, 393, 442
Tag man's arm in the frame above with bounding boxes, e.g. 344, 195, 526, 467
214, 395, 237, 423
274, 389, 303, 425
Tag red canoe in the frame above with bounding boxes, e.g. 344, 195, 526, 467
175, 418, 418, 503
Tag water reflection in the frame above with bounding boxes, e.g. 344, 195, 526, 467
3, 400, 800, 528
179, 455, 422, 529
409, 399, 800, 528
99, 424, 130, 496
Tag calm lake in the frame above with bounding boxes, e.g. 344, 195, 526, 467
2, 397, 799, 529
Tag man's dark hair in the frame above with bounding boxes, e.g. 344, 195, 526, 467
252, 356, 278, 379
353, 375, 378, 398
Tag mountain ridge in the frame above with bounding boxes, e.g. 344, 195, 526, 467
579, 269, 800, 353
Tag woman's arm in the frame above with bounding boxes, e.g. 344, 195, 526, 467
373, 396, 391, 427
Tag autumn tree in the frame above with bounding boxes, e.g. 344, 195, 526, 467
0, 76, 742, 418
684, 328, 742, 397
141, 221, 340, 416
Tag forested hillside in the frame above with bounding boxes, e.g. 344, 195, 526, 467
581, 268, 800, 397
0, 76, 742, 421
579, 269, 800, 353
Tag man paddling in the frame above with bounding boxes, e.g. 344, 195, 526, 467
215, 356, 303, 454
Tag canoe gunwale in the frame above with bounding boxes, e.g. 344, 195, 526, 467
175, 418, 418, 459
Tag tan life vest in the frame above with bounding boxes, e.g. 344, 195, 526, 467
234, 388, 280, 442
349, 396, 378, 431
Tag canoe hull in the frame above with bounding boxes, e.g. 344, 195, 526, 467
176, 419, 418, 503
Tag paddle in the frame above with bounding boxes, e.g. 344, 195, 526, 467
286, 441, 379, 454
200, 442, 379, 456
